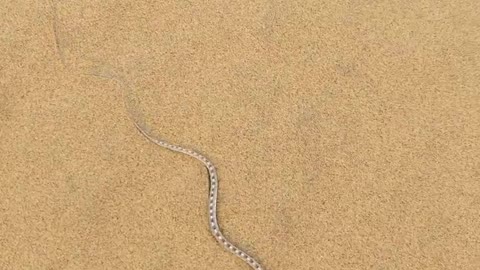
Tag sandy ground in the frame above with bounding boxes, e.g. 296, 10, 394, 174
1, 1, 479, 269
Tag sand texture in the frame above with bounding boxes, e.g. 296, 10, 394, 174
1, 1, 479, 269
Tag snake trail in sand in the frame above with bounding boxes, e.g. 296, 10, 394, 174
88, 72, 265, 270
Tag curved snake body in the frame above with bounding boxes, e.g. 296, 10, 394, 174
132, 122, 264, 269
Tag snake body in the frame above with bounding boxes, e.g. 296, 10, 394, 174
86, 72, 264, 269
132, 122, 264, 269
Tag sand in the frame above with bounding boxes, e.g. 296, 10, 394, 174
1, 1, 479, 269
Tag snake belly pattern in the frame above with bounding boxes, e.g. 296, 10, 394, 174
132, 122, 264, 269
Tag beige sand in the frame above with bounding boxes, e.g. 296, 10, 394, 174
1, 1, 479, 269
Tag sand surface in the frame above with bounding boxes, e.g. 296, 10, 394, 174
1, 1, 479, 269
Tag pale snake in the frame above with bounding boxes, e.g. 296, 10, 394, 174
132, 122, 264, 270
91, 73, 265, 269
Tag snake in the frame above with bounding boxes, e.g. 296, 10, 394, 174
88, 71, 265, 269
133, 122, 264, 270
